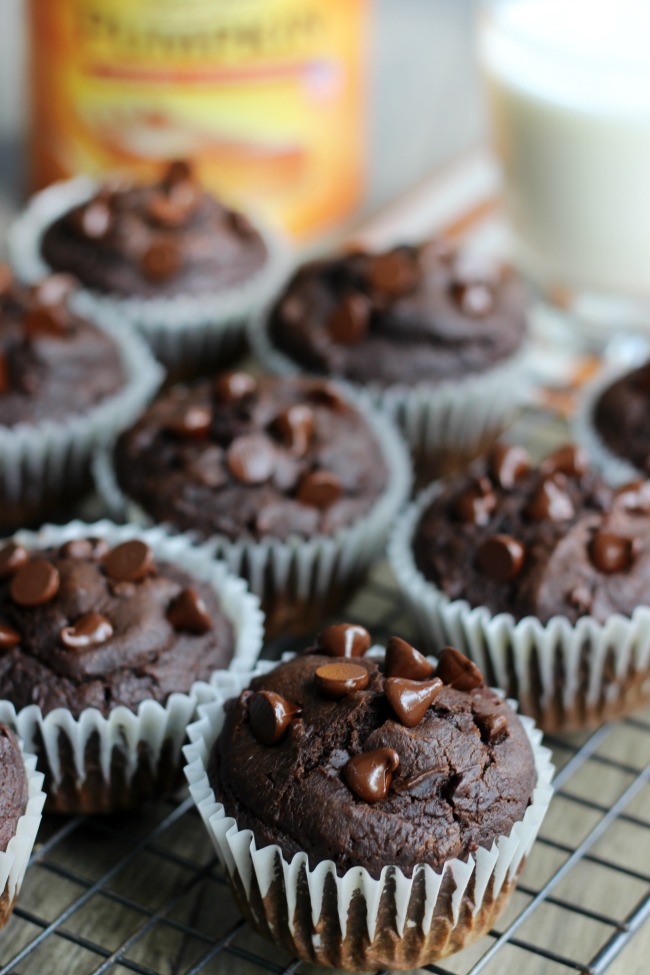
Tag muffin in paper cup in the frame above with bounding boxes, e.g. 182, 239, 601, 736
248, 240, 531, 485
183, 655, 554, 971
0, 729, 46, 927
9, 173, 293, 383
93, 378, 412, 638
389, 480, 650, 733
573, 359, 650, 487
0, 520, 264, 815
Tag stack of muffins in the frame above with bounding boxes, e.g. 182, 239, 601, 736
0, 154, 643, 969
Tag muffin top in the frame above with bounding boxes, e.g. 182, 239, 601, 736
593, 361, 650, 475
413, 442, 650, 625
40, 160, 268, 299
267, 241, 527, 387
0, 266, 123, 428
0, 535, 235, 717
211, 627, 536, 878
114, 372, 389, 542
0, 724, 28, 853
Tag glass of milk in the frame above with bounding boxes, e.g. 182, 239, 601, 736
479, 0, 650, 339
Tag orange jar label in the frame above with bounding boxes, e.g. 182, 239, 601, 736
27, 0, 368, 238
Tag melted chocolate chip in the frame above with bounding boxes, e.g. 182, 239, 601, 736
104, 540, 154, 583
455, 477, 497, 526
541, 443, 588, 478
141, 239, 180, 281
147, 192, 191, 228
0, 543, 29, 579
305, 381, 347, 411
10, 560, 60, 607
60, 538, 110, 561
317, 623, 371, 658
368, 251, 419, 298
488, 443, 530, 489
315, 661, 369, 698
60, 612, 114, 650
167, 587, 213, 634
214, 371, 258, 403
0, 624, 20, 649
588, 531, 637, 574
343, 747, 400, 802
227, 434, 276, 484
476, 534, 526, 582
167, 405, 212, 439
436, 646, 484, 691
248, 690, 300, 745
481, 711, 509, 742
384, 676, 443, 727
384, 636, 434, 681
77, 200, 113, 240
328, 294, 371, 344
164, 159, 193, 186
525, 476, 575, 521
613, 480, 650, 514
270, 404, 314, 456
451, 281, 495, 317
297, 470, 342, 509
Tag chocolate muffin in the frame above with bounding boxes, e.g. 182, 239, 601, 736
391, 442, 650, 731
184, 631, 552, 970
592, 360, 650, 476
0, 725, 28, 857
0, 523, 264, 814
0, 723, 41, 927
0, 267, 123, 428
40, 161, 268, 300
267, 243, 527, 388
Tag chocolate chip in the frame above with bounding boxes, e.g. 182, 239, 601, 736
0, 624, 20, 649
384, 636, 434, 680
10, 560, 60, 607
368, 251, 419, 298
279, 295, 304, 325
476, 534, 526, 582
297, 470, 342, 509
588, 531, 637, 574
164, 159, 193, 185
305, 381, 348, 412
0, 543, 29, 578
614, 480, 650, 514
568, 584, 593, 614
60, 537, 110, 561
436, 646, 484, 691
455, 477, 497, 526
76, 200, 113, 240
343, 747, 400, 802
328, 294, 371, 344
525, 476, 575, 521
541, 443, 588, 478
167, 587, 213, 634
141, 239, 180, 281
481, 711, 509, 742
248, 691, 300, 745
147, 192, 190, 228
104, 540, 154, 583
214, 371, 258, 403
32, 274, 77, 308
23, 305, 71, 338
315, 662, 369, 699
452, 281, 495, 317
384, 676, 443, 727
488, 443, 530, 489
227, 434, 276, 484
60, 612, 114, 650
166, 405, 212, 439
0, 352, 9, 395
317, 623, 371, 658
270, 404, 314, 457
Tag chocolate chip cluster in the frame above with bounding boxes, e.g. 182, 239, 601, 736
244, 623, 491, 804
0, 537, 213, 651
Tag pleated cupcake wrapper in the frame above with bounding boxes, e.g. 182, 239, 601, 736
93, 383, 412, 621
9, 176, 294, 372
183, 663, 553, 962
0, 520, 264, 807
248, 308, 531, 465
572, 362, 643, 487
0, 743, 46, 918
0, 295, 162, 517
389, 482, 650, 731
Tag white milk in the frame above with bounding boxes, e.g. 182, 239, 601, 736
480, 0, 650, 300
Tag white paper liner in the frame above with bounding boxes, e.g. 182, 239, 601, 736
0, 295, 162, 522
248, 307, 532, 468
0, 520, 264, 812
183, 659, 553, 967
389, 482, 650, 732
9, 176, 293, 374
93, 383, 412, 632
0, 740, 46, 920
572, 362, 644, 487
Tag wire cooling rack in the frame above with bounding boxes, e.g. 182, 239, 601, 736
1, 408, 649, 975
